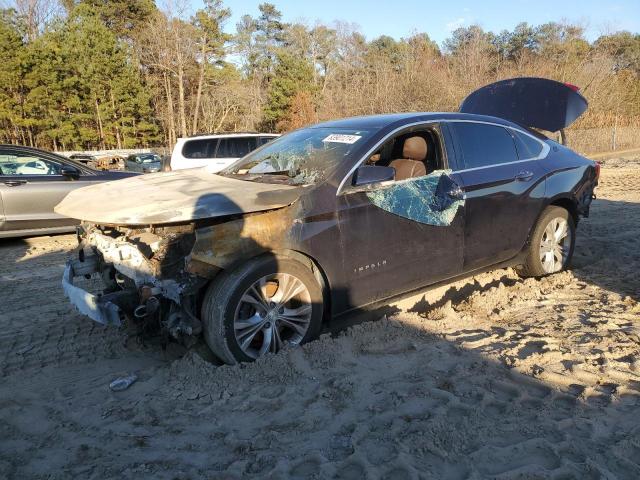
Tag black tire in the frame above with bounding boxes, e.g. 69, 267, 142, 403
517, 206, 576, 278
201, 253, 324, 364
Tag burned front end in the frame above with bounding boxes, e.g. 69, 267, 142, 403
63, 223, 207, 344
62, 202, 295, 344
55, 167, 305, 346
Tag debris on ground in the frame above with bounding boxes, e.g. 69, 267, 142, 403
109, 373, 138, 392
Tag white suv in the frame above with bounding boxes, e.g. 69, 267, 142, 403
170, 133, 280, 171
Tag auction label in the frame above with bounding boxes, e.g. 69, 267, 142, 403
322, 134, 362, 144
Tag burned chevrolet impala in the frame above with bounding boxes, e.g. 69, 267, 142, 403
56, 78, 599, 364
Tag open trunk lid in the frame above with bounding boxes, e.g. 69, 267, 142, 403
459, 77, 588, 132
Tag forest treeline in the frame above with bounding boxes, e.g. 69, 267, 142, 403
1, 0, 639, 151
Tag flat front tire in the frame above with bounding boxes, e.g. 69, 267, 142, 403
201, 254, 324, 364
517, 206, 576, 278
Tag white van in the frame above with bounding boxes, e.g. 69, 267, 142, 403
170, 133, 280, 171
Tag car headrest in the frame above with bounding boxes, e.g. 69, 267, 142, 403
402, 136, 428, 161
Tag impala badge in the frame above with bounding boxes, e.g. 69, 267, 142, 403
353, 259, 387, 273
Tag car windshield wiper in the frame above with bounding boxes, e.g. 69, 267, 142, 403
250, 173, 294, 184
224, 172, 294, 185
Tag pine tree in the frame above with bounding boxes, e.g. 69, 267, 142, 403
21, 5, 157, 149
262, 52, 315, 131
0, 9, 28, 144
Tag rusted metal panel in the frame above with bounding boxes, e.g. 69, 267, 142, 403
189, 206, 296, 270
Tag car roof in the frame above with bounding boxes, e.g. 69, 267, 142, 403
0, 144, 97, 171
178, 133, 281, 141
0, 144, 63, 155
0, 143, 76, 160
311, 112, 523, 131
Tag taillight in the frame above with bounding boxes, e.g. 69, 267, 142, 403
564, 83, 580, 92
594, 162, 601, 181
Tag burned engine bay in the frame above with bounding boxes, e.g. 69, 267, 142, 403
62, 202, 296, 346
64, 223, 207, 345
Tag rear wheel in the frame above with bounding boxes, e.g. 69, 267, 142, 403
517, 206, 575, 278
201, 254, 324, 364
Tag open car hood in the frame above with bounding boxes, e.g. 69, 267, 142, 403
460, 77, 588, 132
55, 169, 303, 225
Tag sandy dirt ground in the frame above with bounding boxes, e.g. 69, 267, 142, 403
1, 158, 639, 479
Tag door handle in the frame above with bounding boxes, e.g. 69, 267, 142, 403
515, 170, 534, 182
3, 179, 27, 187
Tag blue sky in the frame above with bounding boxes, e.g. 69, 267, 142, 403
187, 0, 640, 45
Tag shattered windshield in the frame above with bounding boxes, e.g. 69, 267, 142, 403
220, 127, 372, 185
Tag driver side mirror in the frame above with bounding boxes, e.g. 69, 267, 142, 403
60, 165, 80, 178
352, 165, 395, 187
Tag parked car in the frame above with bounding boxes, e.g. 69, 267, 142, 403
69, 153, 124, 171
57, 78, 598, 364
0, 145, 138, 238
170, 133, 280, 171
68, 153, 100, 169
125, 153, 163, 173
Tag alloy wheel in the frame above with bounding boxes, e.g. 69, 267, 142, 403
233, 273, 312, 359
539, 217, 572, 273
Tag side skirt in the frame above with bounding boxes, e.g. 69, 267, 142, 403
329, 252, 527, 322
0, 225, 76, 239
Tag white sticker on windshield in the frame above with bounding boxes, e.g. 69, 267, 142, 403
322, 134, 362, 144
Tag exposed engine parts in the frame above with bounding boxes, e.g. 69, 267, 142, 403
63, 223, 204, 345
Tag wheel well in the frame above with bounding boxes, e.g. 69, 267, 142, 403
202, 249, 332, 323
549, 198, 579, 225
521, 197, 579, 253
277, 249, 332, 322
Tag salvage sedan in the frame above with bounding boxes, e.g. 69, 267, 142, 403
56, 78, 599, 364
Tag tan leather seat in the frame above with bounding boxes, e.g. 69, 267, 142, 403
389, 136, 428, 180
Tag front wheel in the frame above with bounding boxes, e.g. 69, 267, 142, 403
517, 206, 576, 278
201, 254, 324, 364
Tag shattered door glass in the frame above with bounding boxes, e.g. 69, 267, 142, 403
366, 170, 464, 226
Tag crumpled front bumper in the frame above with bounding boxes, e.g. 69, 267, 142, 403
62, 255, 122, 326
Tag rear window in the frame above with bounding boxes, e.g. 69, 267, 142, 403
138, 154, 161, 163
451, 122, 518, 169
512, 130, 544, 159
182, 139, 218, 159
216, 137, 256, 158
